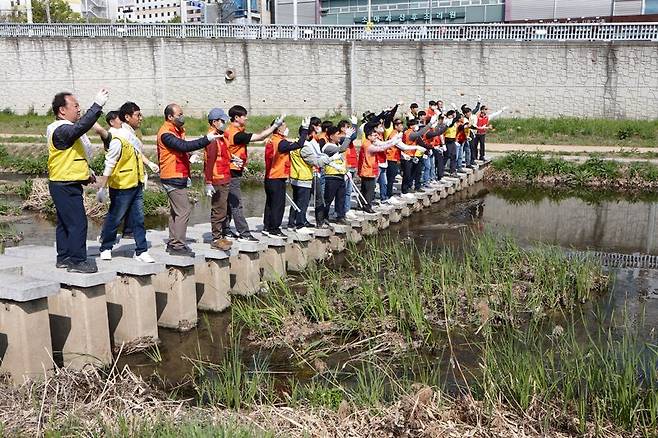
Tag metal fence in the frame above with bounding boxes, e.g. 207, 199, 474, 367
0, 22, 657, 41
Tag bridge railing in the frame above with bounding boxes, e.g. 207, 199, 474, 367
0, 22, 657, 41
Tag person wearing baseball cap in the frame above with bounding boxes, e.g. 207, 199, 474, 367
204, 108, 233, 251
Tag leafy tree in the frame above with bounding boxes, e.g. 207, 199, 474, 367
7, 0, 84, 23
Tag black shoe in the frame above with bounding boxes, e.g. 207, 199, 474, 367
303, 221, 314, 228
239, 233, 259, 242
222, 229, 240, 240
56, 258, 71, 269
166, 246, 195, 257
270, 228, 286, 237
67, 260, 98, 274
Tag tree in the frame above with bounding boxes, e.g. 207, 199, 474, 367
6, 0, 84, 23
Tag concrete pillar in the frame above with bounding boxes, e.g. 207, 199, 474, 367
260, 246, 287, 281
106, 275, 159, 351
328, 224, 349, 252
387, 207, 403, 223
195, 258, 231, 312
308, 236, 331, 261
0, 298, 52, 382
48, 284, 112, 368
153, 266, 198, 331
229, 252, 261, 296
286, 241, 309, 272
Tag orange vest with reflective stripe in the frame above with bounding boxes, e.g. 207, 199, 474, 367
358, 139, 378, 178
225, 123, 247, 171
157, 121, 190, 179
264, 133, 290, 179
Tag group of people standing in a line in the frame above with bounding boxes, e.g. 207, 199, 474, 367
46, 89, 504, 273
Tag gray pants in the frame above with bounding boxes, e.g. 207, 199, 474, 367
211, 183, 230, 240
167, 188, 192, 250
223, 176, 250, 236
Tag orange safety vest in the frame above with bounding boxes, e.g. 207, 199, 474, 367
264, 133, 291, 179
358, 139, 379, 178
205, 128, 231, 185
345, 142, 358, 168
225, 123, 247, 171
385, 130, 401, 162
157, 120, 190, 180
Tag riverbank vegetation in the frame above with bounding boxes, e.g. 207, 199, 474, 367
489, 152, 658, 190
1, 236, 655, 437
1, 111, 656, 147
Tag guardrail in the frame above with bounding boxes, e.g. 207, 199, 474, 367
0, 22, 657, 41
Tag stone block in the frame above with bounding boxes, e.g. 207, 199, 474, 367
229, 252, 261, 296
152, 266, 197, 331
286, 241, 309, 272
28, 261, 117, 288
106, 274, 159, 352
195, 258, 231, 312
48, 284, 112, 369
260, 246, 287, 281
0, 273, 59, 302
0, 298, 53, 383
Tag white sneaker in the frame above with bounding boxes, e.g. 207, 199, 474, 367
100, 249, 112, 260
345, 211, 358, 220
134, 251, 155, 263
295, 227, 313, 234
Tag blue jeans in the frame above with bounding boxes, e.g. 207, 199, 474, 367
49, 182, 87, 264
377, 167, 388, 201
463, 140, 471, 167
344, 169, 356, 213
422, 154, 433, 184
456, 142, 463, 171
100, 184, 147, 255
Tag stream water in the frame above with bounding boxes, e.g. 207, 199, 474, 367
1, 177, 656, 387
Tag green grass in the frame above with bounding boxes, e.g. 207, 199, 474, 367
1, 112, 656, 148
489, 117, 658, 147
143, 189, 169, 216
0, 145, 48, 175
232, 234, 607, 354
492, 152, 658, 186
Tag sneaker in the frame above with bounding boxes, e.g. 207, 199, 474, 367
55, 258, 71, 269
166, 246, 195, 257
210, 238, 233, 251
261, 229, 275, 238
134, 251, 156, 263
67, 260, 98, 274
100, 249, 112, 261
295, 226, 314, 234
345, 211, 358, 220
269, 228, 287, 238
238, 233, 259, 243
222, 229, 240, 240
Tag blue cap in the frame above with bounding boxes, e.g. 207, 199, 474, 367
208, 108, 229, 122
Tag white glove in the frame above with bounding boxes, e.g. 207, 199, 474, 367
445, 116, 454, 127
430, 114, 439, 125
206, 132, 221, 142
147, 161, 159, 173
205, 184, 216, 197
344, 127, 356, 138
450, 102, 457, 110
230, 155, 244, 168
441, 145, 447, 153
96, 187, 108, 203
477, 95, 482, 102
427, 149, 433, 156
301, 117, 310, 129
189, 153, 202, 164
93, 88, 109, 107
401, 153, 411, 161
274, 114, 286, 127
350, 115, 358, 125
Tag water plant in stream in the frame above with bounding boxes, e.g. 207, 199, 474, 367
232, 233, 608, 356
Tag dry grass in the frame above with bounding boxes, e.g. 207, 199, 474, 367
22, 177, 107, 220
0, 364, 636, 437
